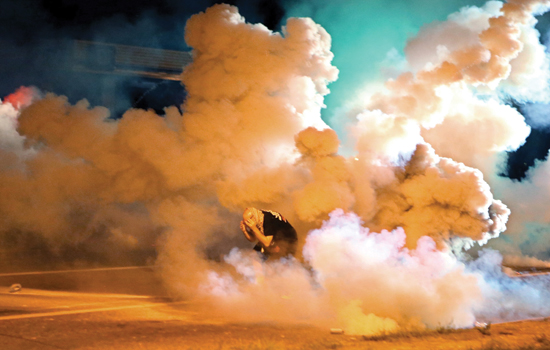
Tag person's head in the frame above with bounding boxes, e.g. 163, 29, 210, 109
243, 208, 264, 227
243, 207, 256, 221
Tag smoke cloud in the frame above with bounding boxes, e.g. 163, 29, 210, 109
204, 210, 483, 334
2, 0, 550, 335
469, 249, 550, 322
487, 149, 550, 260
282, 0, 489, 133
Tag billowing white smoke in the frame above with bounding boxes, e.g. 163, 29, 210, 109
489, 149, 550, 261
522, 103, 550, 129
304, 210, 483, 331
0, 99, 26, 158
204, 210, 482, 334
355, 143, 510, 249
356, 0, 549, 175
204, 210, 550, 334
2, 0, 550, 335
469, 249, 550, 322
0, 87, 40, 166
345, 0, 550, 265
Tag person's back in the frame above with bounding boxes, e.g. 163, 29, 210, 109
261, 210, 297, 259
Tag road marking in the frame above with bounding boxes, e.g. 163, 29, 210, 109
0, 300, 189, 321
0, 266, 157, 277
0, 289, 167, 299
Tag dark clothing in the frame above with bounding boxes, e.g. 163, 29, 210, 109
253, 210, 298, 260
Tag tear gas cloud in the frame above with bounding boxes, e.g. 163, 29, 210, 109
2, 0, 550, 335
283, 0, 489, 133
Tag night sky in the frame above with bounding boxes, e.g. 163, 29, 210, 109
0, 0, 287, 115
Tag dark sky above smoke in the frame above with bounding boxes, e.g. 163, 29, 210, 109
0, 0, 288, 118
1, 0, 285, 49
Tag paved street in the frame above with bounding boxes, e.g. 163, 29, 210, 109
0, 287, 222, 350
0, 283, 328, 350
0, 267, 205, 349
2, 266, 550, 349
0, 266, 166, 296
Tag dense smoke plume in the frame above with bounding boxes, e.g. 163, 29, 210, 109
2, 0, 550, 335
283, 0, 489, 131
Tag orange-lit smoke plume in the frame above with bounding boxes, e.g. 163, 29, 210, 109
2, 0, 550, 335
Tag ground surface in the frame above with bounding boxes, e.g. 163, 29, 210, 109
1, 287, 550, 350
1, 267, 550, 350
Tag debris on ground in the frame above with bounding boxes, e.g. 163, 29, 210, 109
9, 284, 22, 293
475, 321, 491, 335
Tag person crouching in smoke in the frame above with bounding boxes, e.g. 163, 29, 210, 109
240, 207, 298, 261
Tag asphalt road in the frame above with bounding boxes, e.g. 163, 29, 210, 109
0, 266, 166, 296
0, 267, 193, 349
0, 286, 223, 350
0, 266, 342, 350
1, 266, 549, 350
0, 267, 232, 350
0, 284, 329, 350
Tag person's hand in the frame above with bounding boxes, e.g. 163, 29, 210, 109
240, 220, 247, 233
244, 217, 256, 229
241, 220, 254, 235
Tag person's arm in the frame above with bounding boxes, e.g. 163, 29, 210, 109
244, 218, 273, 248
240, 221, 256, 242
